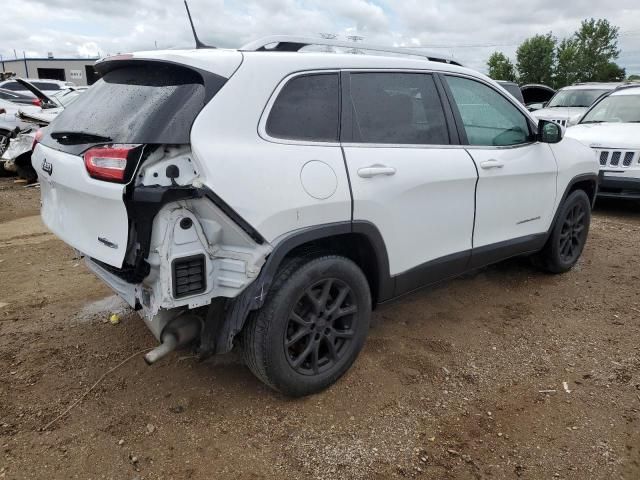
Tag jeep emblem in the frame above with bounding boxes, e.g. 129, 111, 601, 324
42, 158, 53, 176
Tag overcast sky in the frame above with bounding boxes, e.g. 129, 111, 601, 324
1, 0, 639, 74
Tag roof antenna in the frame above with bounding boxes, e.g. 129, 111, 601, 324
184, 0, 215, 49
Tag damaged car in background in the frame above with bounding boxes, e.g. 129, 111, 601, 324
0, 79, 67, 181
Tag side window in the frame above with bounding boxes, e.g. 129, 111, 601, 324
348, 72, 449, 145
266, 73, 339, 142
445, 76, 532, 147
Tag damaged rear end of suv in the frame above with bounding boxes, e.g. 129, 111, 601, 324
32, 51, 272, 369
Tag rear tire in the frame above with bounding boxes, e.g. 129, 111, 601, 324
242, 254, 371, 397
532, 189, 591, 274
14, 153, 37, 183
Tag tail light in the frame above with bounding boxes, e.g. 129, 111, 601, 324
31, 98, 42, 107
32, 129, 44, 150
83, 145, 138, 183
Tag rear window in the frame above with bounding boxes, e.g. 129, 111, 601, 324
43, 63, 224, 150
266, 73, 339, 142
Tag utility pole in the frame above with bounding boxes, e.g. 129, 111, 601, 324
23, 51, 29, 78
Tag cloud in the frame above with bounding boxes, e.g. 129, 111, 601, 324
0, 0, 638, 74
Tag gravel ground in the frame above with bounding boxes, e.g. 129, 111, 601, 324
0, 177, 639, 479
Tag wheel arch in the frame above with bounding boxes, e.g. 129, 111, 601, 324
259, 221, 393, 307
202, 221, 393, 355
545, 173, 598, 243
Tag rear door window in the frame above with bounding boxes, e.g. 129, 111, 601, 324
266, 73, 340, 142
347, 72, 450, 145
42, 63, 224, 152
445, 75, 532, 147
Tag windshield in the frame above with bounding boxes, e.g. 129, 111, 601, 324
547, 89, 610, 108
581, 93, 640, 123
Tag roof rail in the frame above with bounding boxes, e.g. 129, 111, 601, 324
240, 35, 463, 66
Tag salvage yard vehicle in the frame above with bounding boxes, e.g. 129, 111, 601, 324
521, 83, 556, 111
0, 78, 74, 97
532, 82, 620, 127
1, 79, 68, 181
0, 88, 42, 106
32, 36, 599, 396
496, 80, 525, 104
565, 84, 640, 200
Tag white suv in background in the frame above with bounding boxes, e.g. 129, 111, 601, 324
532, 82, 620, 127
32, 37, 599, 396
566, 84, 640, 200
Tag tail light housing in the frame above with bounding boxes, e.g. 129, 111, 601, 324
32, 129, 44, 150
83, 145, 139, 183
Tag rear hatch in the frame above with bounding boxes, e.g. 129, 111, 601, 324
33, 52, 241, 267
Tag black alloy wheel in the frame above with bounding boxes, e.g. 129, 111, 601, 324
242, 254, 371, 397
284, 278, 358, 376
533, 189, 592, 274
558, 201, 588, 264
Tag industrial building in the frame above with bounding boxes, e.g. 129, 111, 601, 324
0, 56, 100, 86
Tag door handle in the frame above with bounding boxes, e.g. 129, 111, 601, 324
480, 159, 504, 169
357, 165, 397, 178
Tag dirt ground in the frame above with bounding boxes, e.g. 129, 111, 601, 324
0, 176, 639, 480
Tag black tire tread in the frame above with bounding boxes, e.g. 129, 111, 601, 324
242, 252, 370, 396
533, 189, 591, 274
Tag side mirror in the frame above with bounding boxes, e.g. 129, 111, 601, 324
538, 120, 563, 144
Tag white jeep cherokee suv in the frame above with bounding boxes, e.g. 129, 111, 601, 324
32, 37, 599, 396
532, 82, 620, 128
565, 84, 640, 200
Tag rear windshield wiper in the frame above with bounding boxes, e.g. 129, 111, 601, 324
50, 131, 113, 145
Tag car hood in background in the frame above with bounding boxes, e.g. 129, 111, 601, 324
565, 123, 640, 150
532, 107, 587, 121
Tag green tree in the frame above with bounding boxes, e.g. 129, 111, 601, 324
516, 33, 556, 85
594, 62, 626, 82
573, 18, 622, 82
554, 38, 582, 88
628, 74, 640, 82
487, 52, 516, 81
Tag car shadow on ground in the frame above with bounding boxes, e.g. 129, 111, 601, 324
594, 197, 640, 219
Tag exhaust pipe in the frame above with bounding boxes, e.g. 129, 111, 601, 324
144, 314, 201, 365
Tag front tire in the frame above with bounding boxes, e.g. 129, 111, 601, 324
242, 254, 371, 397
533, 189, 592, 273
